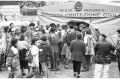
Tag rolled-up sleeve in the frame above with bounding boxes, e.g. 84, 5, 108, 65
83, 43, 86, 56
84, 35, 88, 45
70, 41, 73, 53
31, 46, 39, 56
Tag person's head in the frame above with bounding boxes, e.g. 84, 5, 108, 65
11, 28, 16, 36
37, 20, 40, 25
117, 29, 120, 37
50, 27, 56, 33
19, 34, 25, 41
40, 35, 47, 41
79, 24, 85, 30
69, 23, 74, 29
15, 29, 20, 35
57, 24, 60, 28
11, 38, 18, 48
58, 26, 62, 31
46, 25, 50, 30
49, 23, 56, 28
4, 26, 9, 33
64, 25, 68, 30
66, 29, 71, 34
40, 29, 45, 34
31, 38, 38, 45
10, 23, 14, 27
76, 33, 82, 40
61, 25, 65, 30
73, 26, 78, 31
29, 23, 35, 30
86, 29, 91, 34
99, 34, 107, 41
20, 26, 26, 33
29, 22, 35, 27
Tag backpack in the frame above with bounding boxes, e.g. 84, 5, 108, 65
86, 36, 93, 55
25, 48, 33, 63
39, 42, 51, 62
49, 33, 59, 45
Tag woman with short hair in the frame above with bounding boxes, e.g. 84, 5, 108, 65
6, 38, 21, 78
17, 34, 29, 76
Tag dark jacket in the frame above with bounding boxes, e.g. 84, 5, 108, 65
70, 31, 80, 42
70, 39, 86, 62
64, 33, 71, 46
64, 31, 80, 46
39, 41, 52, 62
94, 40, 115, 64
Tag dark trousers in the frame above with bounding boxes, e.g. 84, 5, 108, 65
25, 67, 39, 78
118, 56, 120, 71
73, 60, 81, 74
84, 55, 92, 70
39, 62, 42, 73
0, 53, 6, 70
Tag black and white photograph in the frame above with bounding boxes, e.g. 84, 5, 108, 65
0, 0, 120, 78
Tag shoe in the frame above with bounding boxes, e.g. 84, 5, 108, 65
76, 73, 80, 78
86, 69, 89, 71
64, 65, 72, 69
73, 73, 76, 77
80, 69, 87, 72
48, 67, 52, 69
22, 73, 26, 76
54, 68, 60, 71
0, 69, 2, 71
50, 68, 55, 71
76, 75, 80, 78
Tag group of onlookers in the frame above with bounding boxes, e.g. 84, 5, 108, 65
0, 21, 120, 78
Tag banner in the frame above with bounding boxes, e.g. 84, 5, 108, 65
38, 1, 120, 17
39, 12, 120, 17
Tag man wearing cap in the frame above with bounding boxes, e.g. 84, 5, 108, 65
94, 34, 115, 78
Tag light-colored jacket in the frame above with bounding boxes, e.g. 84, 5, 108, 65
29, 45, 39, 67
84, 34, 96, 55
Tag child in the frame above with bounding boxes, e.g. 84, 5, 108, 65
6, 38, 21, 78
39, 35, 51, 77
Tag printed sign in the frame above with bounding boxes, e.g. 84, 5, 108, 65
38, 1, 120, 17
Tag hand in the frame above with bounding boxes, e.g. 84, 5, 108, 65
113, 50, 117, 55
39, 49, 43, 52
8, 67, 11, 71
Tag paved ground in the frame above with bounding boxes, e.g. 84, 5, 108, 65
0, 62, 120, 78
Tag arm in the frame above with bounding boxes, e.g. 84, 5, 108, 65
84, 35, 88, 45
110, 43, 116, 52
94, 43, 99, 55
83, 43, 86, 56
31, 46, 39, 56
70, 41, 73, 53
92, 37, 97, 46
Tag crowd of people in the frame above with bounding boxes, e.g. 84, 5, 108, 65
0, 21, 120, 78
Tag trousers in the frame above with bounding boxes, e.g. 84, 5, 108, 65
118, 56, 120, 71
94, 64, 110, 78
73, 60, 81, 74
